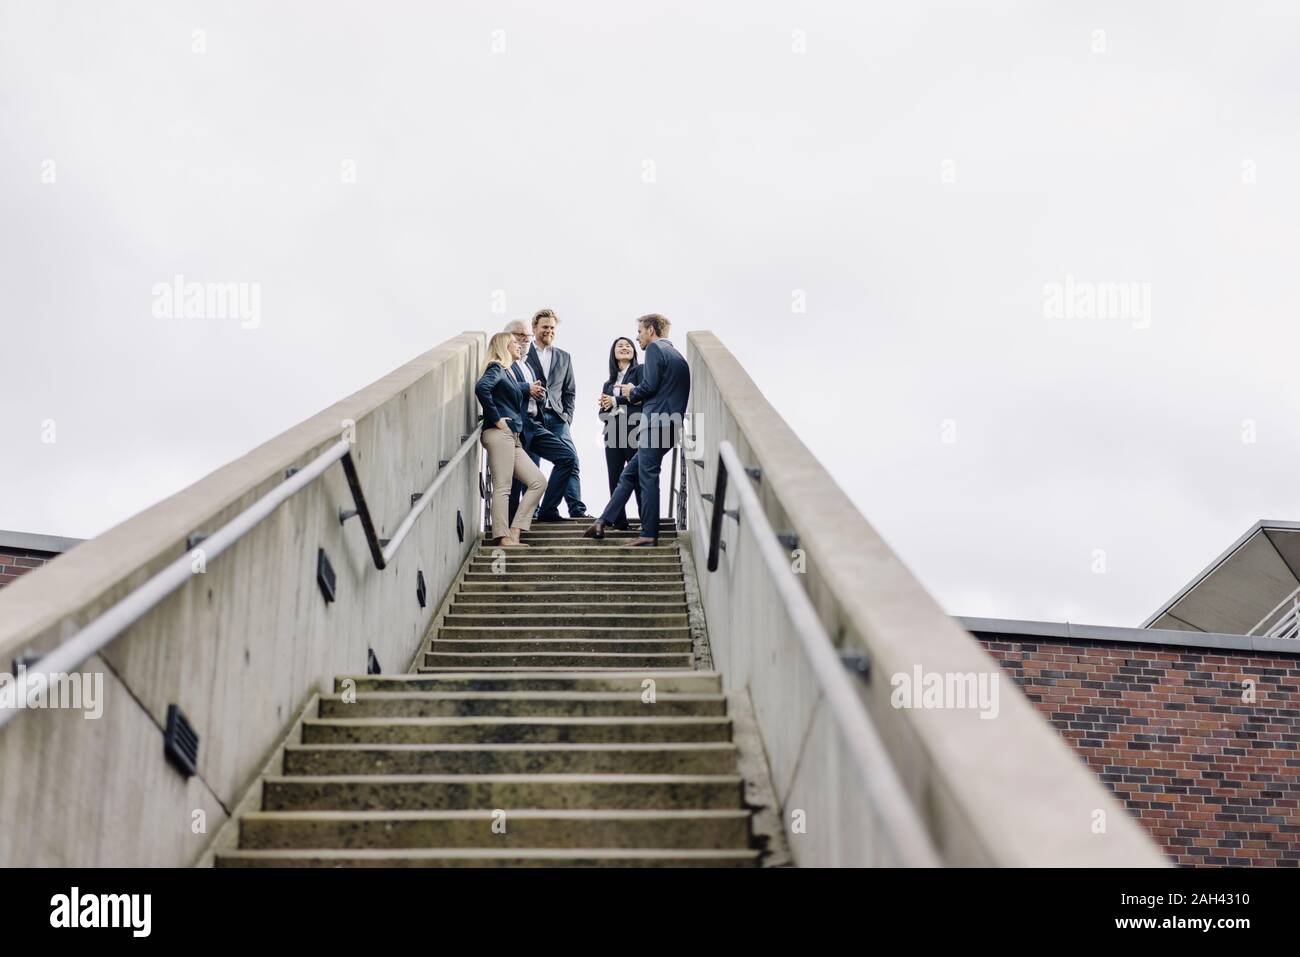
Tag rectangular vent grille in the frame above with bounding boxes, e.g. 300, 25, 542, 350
163, 704, 199, 778
316, 547, 336, 603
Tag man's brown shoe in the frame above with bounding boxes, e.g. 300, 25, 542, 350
582, 520, 606, 540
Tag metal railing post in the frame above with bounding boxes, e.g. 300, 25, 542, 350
667, 445, 678, 528
706, 451, 729, 572
676, 434, 689, 530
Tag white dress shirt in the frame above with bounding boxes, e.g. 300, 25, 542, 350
611, 366, 629, 415
514, 361, 539, 417
536, 345, 554, 380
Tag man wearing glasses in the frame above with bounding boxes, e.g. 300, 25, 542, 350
502, 314, 586, 523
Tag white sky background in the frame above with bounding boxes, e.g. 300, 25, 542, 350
3, 1, 1300, 628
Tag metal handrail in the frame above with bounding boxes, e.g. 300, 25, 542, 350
1268, 609, 1300, 640
701, 439, 940, 866
363, 427, 481, 568
0, 425, 481, 730
1247, 584, 1300, 638
1261, 595, 1300, 640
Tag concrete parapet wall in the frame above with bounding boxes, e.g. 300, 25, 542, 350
685, 331, 1166, 866
0, 333, 486, 866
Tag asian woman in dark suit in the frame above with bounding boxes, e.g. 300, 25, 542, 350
597, 337, 643, 530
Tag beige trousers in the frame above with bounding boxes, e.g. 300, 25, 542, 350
482, 424, 545, 539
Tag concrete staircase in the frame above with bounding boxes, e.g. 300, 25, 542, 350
216, 518, 760, 866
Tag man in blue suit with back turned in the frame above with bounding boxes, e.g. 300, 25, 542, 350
584, 313, 689, 547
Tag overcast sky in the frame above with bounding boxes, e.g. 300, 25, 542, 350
3, 1, 1299, 628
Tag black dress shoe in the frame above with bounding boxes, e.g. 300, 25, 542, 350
568, 511, 590, 519
582, 520, 606, 540
534, 512, 565, 523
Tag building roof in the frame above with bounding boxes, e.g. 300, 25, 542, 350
958, 615, 1300, 657
0, 530, 84, 555
1141, 520, 1300, 635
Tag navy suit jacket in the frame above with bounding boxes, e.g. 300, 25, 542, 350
627, 338, 689, 449
475, 361, 528, 434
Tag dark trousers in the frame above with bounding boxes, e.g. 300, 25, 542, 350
604, 443, 640, 528
600, 441, 670, 540
509, 411, 581, 522
545, 411, 586, 515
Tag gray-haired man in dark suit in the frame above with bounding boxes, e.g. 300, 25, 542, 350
505, 309, 587, 523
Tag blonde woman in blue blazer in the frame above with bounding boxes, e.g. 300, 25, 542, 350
475, 332, 545, 547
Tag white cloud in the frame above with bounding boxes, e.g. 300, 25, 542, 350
3, 1, 1298, 628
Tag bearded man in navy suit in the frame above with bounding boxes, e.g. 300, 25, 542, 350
504, 311, 586, 523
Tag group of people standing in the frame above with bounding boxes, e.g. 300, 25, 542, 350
474, 309, 690, 549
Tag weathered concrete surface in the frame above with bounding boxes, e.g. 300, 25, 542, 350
0, 333, 485, 866
686, 331, 1167, 867
235, 809, 753, 850
217, 848, 759, 866
215, 518, 769, 866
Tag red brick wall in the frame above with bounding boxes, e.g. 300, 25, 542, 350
0, 547, 58, 588
974, 634, 1300, 868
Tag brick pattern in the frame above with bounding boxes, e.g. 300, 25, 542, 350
0, 547, 58, 588
976, 634, 1300, 867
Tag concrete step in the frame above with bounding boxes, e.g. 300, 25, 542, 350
468, 559, 683, 571
451, 593, 687, 608
478, 546, 681, 557
517, 538, 681, 546
436, 625, 690, 640
526, 520, 680, 529
333, 671, 719, 694
500, 549, 682, 559
508, 531, 681, 541
481, 536, 680, 546
520, 527, 681, 535
261, 773, 746, 811
447, 605, 689, 619
457, 581, 687, 596
302, 716, 734, 745
463, 572, 684, 584
238, 808, 751, 850
281, 743, 739, 775
429, 639, 693, 655
215, 507, 757, 868
216, 847, 758, 867
509, 541, 681, 548
442, 612, 690, 628
458, 580, 686, 594
418, 665, 697, 674
466, 569, 682, 581
422, 652, 694, 669
317, 691, 727, 719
